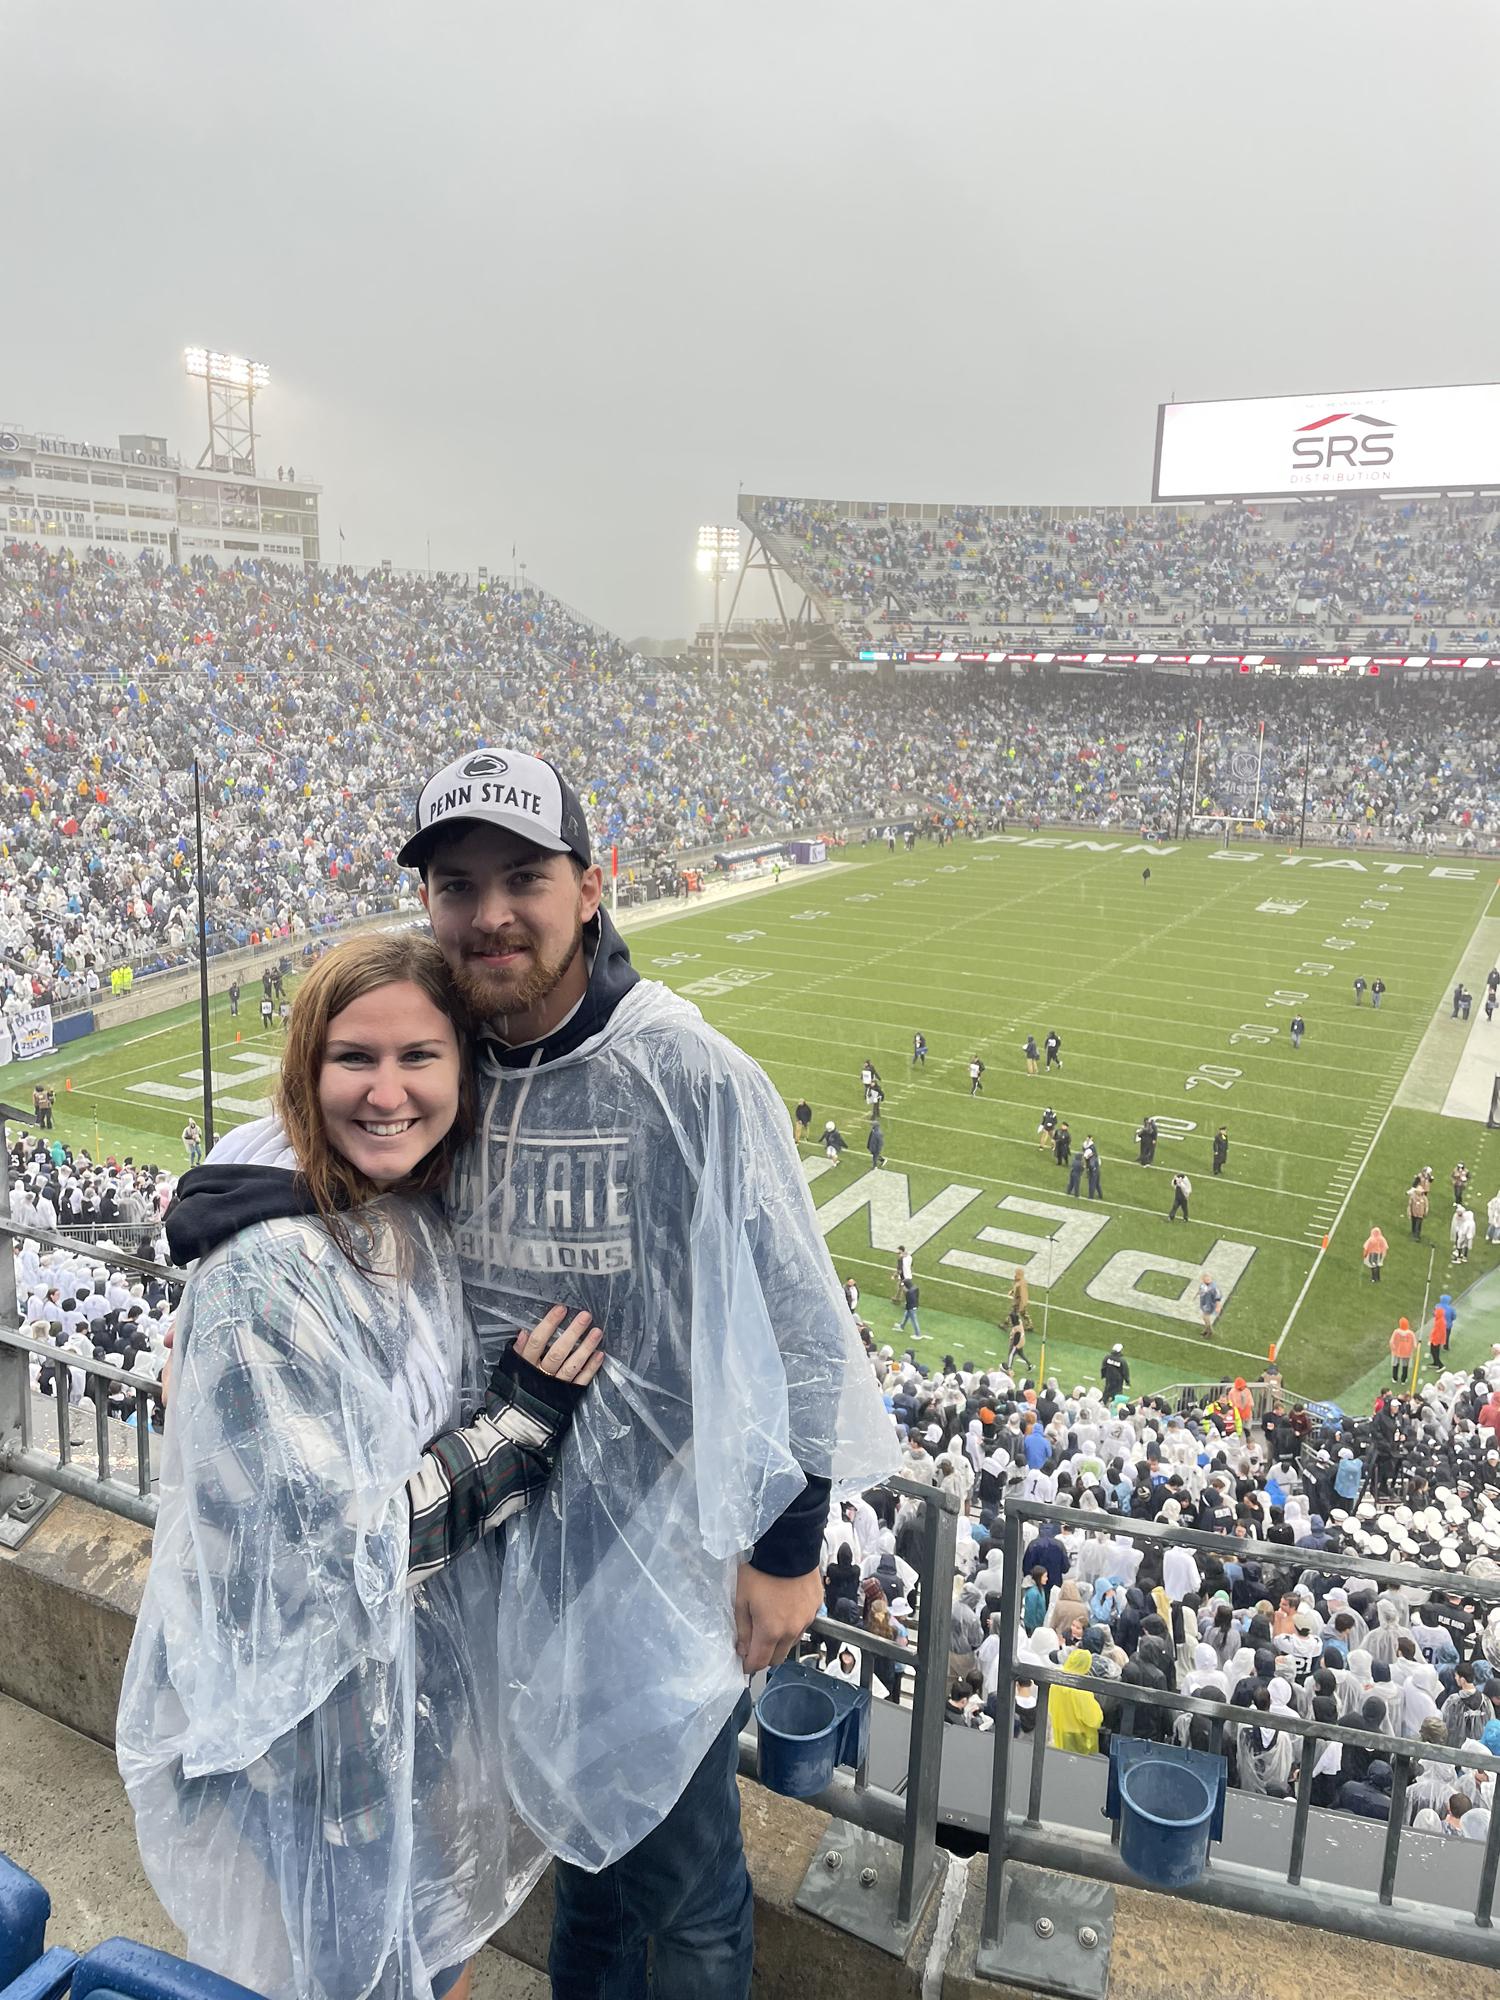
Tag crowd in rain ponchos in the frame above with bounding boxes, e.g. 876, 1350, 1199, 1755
820, 1347, 1500, 1836
752, 491, 1500, 648
9, 537, 1500, 1005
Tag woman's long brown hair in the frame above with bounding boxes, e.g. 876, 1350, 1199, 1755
274, 931, 474, 1264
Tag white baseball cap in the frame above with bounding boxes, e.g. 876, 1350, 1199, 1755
399, 747, 592, 870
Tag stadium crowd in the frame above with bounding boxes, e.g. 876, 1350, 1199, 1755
7, 543, 1500, 998
750, 492, 1500, 650
820, 1344, 1500, 1832
7, 1129, 175, 1419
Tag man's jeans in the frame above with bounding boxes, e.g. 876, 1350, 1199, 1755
549, 1690, 754, 1999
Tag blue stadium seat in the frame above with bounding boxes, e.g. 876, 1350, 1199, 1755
0, 1856, 50, 1986
70, 1941, 267, 2000
0, 1947, 79, 2000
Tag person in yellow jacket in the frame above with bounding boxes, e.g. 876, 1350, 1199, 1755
1049, 1648, 1103, 1756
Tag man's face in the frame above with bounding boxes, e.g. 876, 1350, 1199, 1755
420, 823, 603, 1028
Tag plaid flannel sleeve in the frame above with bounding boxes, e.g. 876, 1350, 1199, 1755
406, 1344, 589, 1584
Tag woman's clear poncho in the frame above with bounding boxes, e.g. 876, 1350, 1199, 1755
116, 1199, 546, 2000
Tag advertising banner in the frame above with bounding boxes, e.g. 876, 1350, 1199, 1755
1153, 382, 1500, 502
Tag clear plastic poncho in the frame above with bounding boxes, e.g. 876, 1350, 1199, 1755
116, 1199, 547, 2000
448, 977, 899, 1869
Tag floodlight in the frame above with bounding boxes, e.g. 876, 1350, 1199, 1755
184, 346, 209, 378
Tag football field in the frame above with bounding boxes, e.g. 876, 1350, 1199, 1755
33, 834, 1500, 1407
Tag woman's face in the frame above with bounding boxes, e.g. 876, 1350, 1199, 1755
318, 981, 461, 1188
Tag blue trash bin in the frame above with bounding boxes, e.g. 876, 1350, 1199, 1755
1117, 1757, 1217, 1889
755, 1679, 841, 1799
0, 1854, 50, 1987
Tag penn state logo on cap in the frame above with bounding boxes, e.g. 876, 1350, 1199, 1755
398, 746, 593, 870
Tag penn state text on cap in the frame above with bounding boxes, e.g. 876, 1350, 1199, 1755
398, 748, 593, 870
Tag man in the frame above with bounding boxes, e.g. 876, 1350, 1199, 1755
793, 1096, 812, 1142
1044, 1029, 1062, 1071
1198, 1273, 1221, 1338
897, 1277, 922, 1342
1168, 1171, 1191, 1222
1100, 1344, 1130, 1400
259, 991, 274, 1034
892, 1244, 914, 1305
1083, 1137, 1102, 1200
1038, 1106, 1057, 1152
1453, 984, 1465, 1020
200, 746, 896, 1998
866, 1119, 886, 1170
822, 1119, 847, 1162
1353, 975, 1366, 1005
1371, 977, 1385, 1010
1290, 1013, 1305, 1050
1066, 1146, 1085, 1198
1136, 1116, 1157, 1166
969, 1054, 985, 1096
1053, 1119, 1071, 1168
227, 977, 240, 1020
912, 1031, 926, 1067
1212, 1127, 1229, 1177
180, 1119, 202, 1169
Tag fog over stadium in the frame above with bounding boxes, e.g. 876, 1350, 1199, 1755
7, 0, 1498, 639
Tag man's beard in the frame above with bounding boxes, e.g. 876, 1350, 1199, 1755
451, 917, 584, 1024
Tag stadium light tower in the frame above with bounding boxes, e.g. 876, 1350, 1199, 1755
696, 523, 741, 673
183, 346, 271, 476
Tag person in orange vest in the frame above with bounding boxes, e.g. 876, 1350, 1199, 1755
1362, 1225, 1389, 1283
1389, 1317, 1416, 1386
1227, 1377, 1254, 1435
1429, 1303, 1450, 1372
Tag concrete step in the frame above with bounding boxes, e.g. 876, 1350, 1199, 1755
0, 1692, 547, 1997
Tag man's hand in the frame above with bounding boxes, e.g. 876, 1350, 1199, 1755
734, 1562, 823, 1675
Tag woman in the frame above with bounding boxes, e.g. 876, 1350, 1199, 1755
1362, 1225, 1388, 1284
1409, 1177, 1429, 1240
117, 935, 605, 2000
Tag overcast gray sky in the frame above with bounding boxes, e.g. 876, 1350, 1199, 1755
8, 0, 1498, 641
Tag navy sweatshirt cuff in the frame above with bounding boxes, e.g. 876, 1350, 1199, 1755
749, 1474, 832, 1578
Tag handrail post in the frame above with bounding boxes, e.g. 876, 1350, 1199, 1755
896, 1484, 957, 1927
980, 1499, 1027, 1945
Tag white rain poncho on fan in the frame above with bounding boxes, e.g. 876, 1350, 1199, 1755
448, 975, 899, 1869
116, 1199, 547, 2000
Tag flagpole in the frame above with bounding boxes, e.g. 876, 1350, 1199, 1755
193, 759, 215, 1152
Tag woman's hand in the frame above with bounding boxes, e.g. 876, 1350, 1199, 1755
513, 1305, 604, 1387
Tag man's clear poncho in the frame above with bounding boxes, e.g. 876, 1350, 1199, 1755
116, 1200, 548, 1999
447, 978, 900, 1867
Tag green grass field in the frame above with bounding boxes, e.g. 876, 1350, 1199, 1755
31, 835, 1500, 1407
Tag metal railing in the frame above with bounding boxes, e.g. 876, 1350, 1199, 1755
737, 1473, 959, 1951
985, 1497, 1500, 1972
0, 1200, 182, 1529
1157, 1377, 1285, 1424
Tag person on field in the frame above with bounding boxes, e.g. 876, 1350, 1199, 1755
912, 1032, 927, 1067
1038, 1106, 1058, 1152
1453, 1204, 1476, 1265
1044, 1030, 1062, 1071
1429, 1303, 1450, 1371
1136, 1116, 1157, 1166
1100, 1344, 1130, 1400
1353, 976, 1367, 1005
1409, 1178, 1429, 1239
1168, 1172, 1191, 1222
969, 1055, 985, 1096
1198, 1273, 1221, 1337
1390, 1317, 1416, 1385
793, 1097, 812, 1142
1290, 1013, 1305, 1049
822, 1120, 848, 1162
867, 1119, 886, 1170
1023, 1034, 1039, 1075
1372, 977, 1386, 1009
1053, 1120, 1072, 1168
1212, 1127, 1229, 1176
1363, 1225, 1388, 1283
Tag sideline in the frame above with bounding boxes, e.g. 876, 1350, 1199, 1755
1395, 914, 1500, 1116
